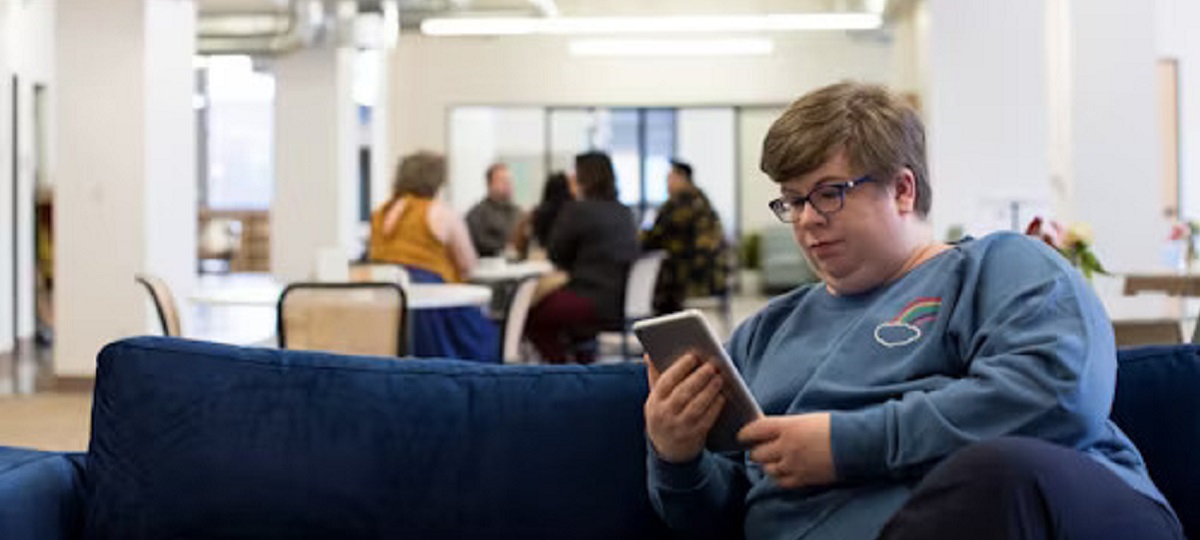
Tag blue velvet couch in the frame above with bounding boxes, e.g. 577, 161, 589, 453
0, 337, 1196, 539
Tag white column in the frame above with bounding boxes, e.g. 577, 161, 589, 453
55, 0, 196, 377
1066, 0, 1158, 273
0, 0, 12, 354
370, 47, 393, 212
271, 44, 359, 281
926, 0, 1053, 239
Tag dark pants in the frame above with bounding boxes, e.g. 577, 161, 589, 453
525, 289, 598, 364
879, 437, 1184, 540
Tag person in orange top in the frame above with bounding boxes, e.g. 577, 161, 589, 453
369, 151, 477, 282
368, 151, 498, 362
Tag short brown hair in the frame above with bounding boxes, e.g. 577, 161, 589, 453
760, 82, 930, 216
485, 163, 507, 186
391, 151, 446, 199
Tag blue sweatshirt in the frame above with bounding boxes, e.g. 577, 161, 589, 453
647, 232, 1169, 540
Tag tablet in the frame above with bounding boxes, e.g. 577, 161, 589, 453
633, 310, 764, 453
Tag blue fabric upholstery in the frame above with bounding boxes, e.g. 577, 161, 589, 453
82, 337, 668, 539
3, 339, 1197, 538
1112, 344, 1200, 538
0, 447, 85, 540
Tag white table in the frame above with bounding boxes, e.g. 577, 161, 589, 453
468, 260, 554, 284
190, 282, 492, 309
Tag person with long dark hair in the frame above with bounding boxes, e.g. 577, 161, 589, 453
525, 152, 638, 363
511, 172, 572, 259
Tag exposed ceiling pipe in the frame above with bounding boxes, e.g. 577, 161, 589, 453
527, 0, 558, 18
198, 0, 322, 56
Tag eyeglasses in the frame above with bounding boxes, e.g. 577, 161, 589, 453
767, 176, 876, 223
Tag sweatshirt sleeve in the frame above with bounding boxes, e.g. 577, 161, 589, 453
646, 314, 765, 540
647, 444, 749, 539
829, 238, 1116, 480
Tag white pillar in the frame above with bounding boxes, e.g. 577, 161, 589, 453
1067, 0, 1159, 273
271, 44, 359, 281
926, 0, 1053, 239
0, 0, 12, 354
370, 47, 393, 212
55, 0, 196, 377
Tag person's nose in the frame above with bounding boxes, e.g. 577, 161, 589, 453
795, 201, 828, 230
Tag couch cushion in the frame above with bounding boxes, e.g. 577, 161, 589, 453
1113, 345, 1200, 537
85, 337, 669, 540
0, 447, 86, 540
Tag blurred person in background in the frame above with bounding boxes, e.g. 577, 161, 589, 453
368, 151, 498, 362
467, 162, 524, 258
512, 172, 573, 259
641, 159, 728, 315
525, 152, 638, 363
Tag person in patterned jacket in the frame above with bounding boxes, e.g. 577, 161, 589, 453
641, 160, 728, 315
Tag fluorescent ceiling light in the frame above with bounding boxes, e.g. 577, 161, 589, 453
569, 38, 774, 57
420, 13, 883, 36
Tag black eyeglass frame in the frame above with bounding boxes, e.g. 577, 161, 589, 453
767, 175, 877, 222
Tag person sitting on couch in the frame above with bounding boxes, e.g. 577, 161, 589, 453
643, 82, 1184, 540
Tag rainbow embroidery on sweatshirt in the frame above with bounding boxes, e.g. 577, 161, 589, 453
874, 297, 943, 348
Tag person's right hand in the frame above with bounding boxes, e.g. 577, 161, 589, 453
644, 353, 726, 463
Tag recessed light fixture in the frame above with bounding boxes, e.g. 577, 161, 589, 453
568, 38, 775, 57
420, 13, 883, 37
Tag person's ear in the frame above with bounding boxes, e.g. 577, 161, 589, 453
892, 168, 917, 214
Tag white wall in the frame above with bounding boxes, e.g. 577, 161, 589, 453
1069, 0, 1159, 273
1157, 0, 1200, 223
144, 0, 197, 314
55, 0, 196, 377
272, 45, 358, 281
737, 107, 787, 237
677, 108, 737, 238
0, 0, 11, 354
391, 32, 895, 159
926, 0, 1053, 240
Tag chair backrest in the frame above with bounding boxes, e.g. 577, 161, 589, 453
502, 276, 540, 364
349, 262, 411, 287
134, 274, 182, 337
1113, 319, 1183, 347
277, 282, 408, 357
625, 251, 667, 321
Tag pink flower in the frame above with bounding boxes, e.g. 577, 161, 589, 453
1025, 217, 1064, 250
1170, 222, 1189, 241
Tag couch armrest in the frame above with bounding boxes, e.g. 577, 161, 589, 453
0, 447, 86, 540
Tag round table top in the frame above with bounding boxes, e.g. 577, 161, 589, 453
190, 281, 492, 310
468, 260, 554, 283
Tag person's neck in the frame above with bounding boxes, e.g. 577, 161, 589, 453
884, 220, 947, 283
824, 220, 947, 296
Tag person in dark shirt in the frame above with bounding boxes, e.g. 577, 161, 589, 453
641, 160, 728, 315
466, 163, 523, 257
511, 172, 572, 259
525, 152, 638, 363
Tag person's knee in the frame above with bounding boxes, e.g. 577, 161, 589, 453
933, 437, 1065, 487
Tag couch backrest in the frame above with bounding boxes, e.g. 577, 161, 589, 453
1113, 345, 1200, 538
85, 337, 670, 540
0, 448, 86, 540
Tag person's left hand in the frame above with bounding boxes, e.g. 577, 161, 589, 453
737, 413, 835, 489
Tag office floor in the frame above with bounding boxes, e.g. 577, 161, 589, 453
0, 284, 775, 452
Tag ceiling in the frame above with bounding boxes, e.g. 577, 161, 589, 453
195, 0, 891, 18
